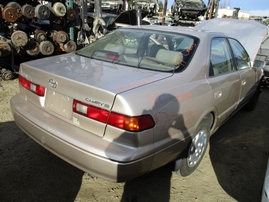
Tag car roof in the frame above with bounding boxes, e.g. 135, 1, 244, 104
118, 25, 217, 38
195, 18, 268, 62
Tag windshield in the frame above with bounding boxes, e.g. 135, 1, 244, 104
76, 28, 199, 72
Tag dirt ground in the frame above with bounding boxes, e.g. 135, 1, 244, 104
1, 78, 269, 202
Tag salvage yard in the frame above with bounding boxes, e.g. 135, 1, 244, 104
1, 78, 269, 202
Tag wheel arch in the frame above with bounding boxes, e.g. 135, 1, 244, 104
194, 108, 217, 137
173, 110, 214, 176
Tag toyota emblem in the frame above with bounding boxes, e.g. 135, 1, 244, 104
49, 79, 58, 88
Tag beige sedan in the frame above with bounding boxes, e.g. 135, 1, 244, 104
11, 22, 264, 182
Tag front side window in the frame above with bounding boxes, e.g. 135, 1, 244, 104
210, 37, 234, 76
228, 38, 251, 70
76, 28, 199, 72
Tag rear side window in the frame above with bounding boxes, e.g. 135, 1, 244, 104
228, 38, 251, 70
210, 38, 234, 76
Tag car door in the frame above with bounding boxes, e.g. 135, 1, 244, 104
228, 38, 257, 106
207, 37, 241, 125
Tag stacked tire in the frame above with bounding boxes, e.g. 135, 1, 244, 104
0, 1, 79, 80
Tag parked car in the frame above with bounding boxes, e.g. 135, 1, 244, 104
263, 65, 269, 86
86, 0, 123, 13
10, 19, 264, 182
171, 0, 207, 21
132, 0, 159, 15
101, 0, 123, 13
253, 59, 269, 86
256, 35, 269, 87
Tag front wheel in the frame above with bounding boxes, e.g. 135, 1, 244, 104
177, 114, 212, 176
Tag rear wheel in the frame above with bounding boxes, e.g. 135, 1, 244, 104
176, 114, 212, 176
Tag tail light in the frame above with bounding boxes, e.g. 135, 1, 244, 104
108, 112, 155, 131
19, 76, 45, 96
73, 100, 109, 123
73, 100, 155, 132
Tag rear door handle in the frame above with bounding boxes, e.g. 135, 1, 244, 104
214, 90, 222, 99
242, 80, 246, 85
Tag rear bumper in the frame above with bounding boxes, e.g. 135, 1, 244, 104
10, 94, 154, 182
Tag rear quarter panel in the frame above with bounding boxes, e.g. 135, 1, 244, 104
110, 38, 215, 167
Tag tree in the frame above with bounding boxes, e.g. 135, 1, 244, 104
158, 1, 163, 12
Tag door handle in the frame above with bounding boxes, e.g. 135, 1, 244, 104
242, 80, 246, 85
214, 90, 222, 99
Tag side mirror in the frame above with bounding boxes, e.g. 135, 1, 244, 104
253, 60, 266, 68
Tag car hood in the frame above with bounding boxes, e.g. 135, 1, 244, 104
195, 18, 268, 62
20, 52, 172, 94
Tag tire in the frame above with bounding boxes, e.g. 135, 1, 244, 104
244, 83, 262, 111
2, 70, 14, 80
53, 2, 66, 17
177, 114, 212, 177
39, 41, 54, 56
11, 31, 28, 47
35, 4, 51, 20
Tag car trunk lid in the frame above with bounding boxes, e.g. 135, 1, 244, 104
19, 53, 172, 137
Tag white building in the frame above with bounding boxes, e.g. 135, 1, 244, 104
217, 8, 250, 20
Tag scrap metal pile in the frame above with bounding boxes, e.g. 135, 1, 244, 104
171, 0, 207, 21
1, 0, 207, 81
0, 0, 142, 81
0, 0, 81, 80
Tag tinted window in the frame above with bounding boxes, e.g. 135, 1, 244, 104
228, 38, 251, 70
210, 38, 234, 76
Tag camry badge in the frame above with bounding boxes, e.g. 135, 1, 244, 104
49, 79, 58, 88
85, 98, 110, 108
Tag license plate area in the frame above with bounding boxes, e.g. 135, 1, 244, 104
45, 90, 72, 118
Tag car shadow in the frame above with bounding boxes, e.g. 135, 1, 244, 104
0, 121, 84, 202
105, 93, 192, 202
209, 87, 269, 202
119, 165, 173, 202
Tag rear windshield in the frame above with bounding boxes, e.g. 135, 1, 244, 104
76, 28, 199, 72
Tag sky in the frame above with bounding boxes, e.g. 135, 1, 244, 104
165, 0, 269, 16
